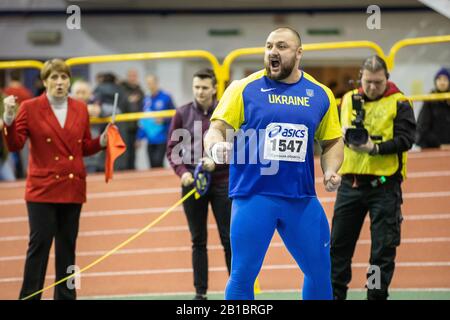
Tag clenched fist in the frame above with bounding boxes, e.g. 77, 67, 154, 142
181, 172, 195, 187
323, 170, 342, 192
3, 95, 18, 118
200, 157, 215, 172
209, 142, 233, 164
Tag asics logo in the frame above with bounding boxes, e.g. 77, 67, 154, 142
268, 125, 306, 139
261, 88, 276, 92
268, 125, 282, 138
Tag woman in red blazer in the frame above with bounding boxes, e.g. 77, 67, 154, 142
2, 59, 108, 300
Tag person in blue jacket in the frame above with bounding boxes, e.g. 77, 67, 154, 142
136, 75, 175, 167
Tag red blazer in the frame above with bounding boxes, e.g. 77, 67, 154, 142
2, 93, 103, 203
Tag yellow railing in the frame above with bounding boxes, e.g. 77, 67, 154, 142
386, 35, 450, 70
90, 93, 450, 124
220, 40, 385, 96
221, 47, 265, 83
402, 92, 450, 102
65, 50, 224, 97
1, 35, 448, 121
0, 60, 44, 70
90, 109, 176, 124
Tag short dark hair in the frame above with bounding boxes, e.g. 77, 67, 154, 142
102, 72, 117, 83
360, 55, 389, 79
272, 27, 302, 47
193, 68, 216, 86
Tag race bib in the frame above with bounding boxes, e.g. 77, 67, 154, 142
264, 122, 308, 162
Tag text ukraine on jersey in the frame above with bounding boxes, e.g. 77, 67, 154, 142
268, 94, 311, 107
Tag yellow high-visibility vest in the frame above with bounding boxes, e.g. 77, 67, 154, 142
339, 89, 409, 179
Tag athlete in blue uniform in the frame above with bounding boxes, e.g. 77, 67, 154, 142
204, 27, 344, 300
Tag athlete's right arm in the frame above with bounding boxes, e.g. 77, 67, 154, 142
204, 120, 233, 164
204, 79, 246, 164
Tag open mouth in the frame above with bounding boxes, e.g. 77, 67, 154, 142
270, 57, 281, 70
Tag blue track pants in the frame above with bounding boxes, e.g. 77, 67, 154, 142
225, 194, 332, 300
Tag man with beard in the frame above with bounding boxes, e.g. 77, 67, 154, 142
204, 27, 344, 300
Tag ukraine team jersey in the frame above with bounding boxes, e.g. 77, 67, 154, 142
211, 69, 341, 199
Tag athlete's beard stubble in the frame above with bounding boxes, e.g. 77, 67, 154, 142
265, 54, 297, 81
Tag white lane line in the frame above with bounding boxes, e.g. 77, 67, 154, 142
2, 237, 450, 263
80, 287, 450, 299
2, 187, 450, 208
407, 171, 450, 178
2, 168, 450, 205
2, 211, 450, 241
0, 151, 448, 190
0, 207, 184, 223
361, 213, 450, 223
407, 151, 450, 159
318, 190, 450, 203
317, 170, 450, 184
403, 191, 450, 199
0, 170, 175, 189
404, 214, 450, 220
1, 262, 450, 283
2, 205, 450, 224
0, 225, 192, 242
0, 187, 181, 206
87, 188, 180, 199
357, 237, 450, 245
87, 171, 173, 182
260, 262, 450, 270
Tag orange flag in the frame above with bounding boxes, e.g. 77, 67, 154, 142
105, 125, 126, 183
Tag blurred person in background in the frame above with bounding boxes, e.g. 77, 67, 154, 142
71, 80, 102, 173
120, 68, 145, 170
167, 68, 231, 300
416, 67, 450, 149
4, 70, 33, 104
94, 72, 129, 171
136, 75, 175, 168
33, 76, 46, 97
95, 72, 105, 86
4, 70, 33, 179
0, 93, 16, 181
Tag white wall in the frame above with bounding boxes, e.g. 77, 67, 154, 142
2, 12, 449, 57
0, 11, 449, 105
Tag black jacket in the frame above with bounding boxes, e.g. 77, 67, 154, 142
416, 90, 450, 148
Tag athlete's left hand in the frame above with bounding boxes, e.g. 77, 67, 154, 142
323, 170, 341, 192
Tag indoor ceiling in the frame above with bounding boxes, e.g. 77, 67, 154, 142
65, 0, 426, 10
0, 0, 430, 11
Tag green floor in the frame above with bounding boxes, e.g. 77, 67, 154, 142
86, 290, 450, 300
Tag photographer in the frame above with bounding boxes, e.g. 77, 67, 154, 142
330, 55, 416, 300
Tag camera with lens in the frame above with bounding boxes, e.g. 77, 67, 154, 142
345, 93, 369, 146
